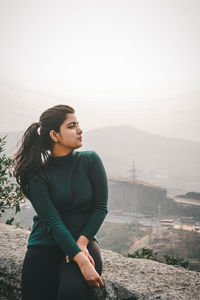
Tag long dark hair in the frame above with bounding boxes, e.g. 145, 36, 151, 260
13, 104, 75, 198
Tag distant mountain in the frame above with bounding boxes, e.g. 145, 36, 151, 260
82, 125, 200, 192
1, 125, 200, 194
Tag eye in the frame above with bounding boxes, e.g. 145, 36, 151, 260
68, 123, 80, 128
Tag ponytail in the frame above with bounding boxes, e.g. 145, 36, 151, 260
13, 122, 47, 198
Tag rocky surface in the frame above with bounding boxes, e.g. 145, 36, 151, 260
0, 222, 200, 299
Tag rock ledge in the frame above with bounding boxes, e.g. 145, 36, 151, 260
0, 222, 200, 299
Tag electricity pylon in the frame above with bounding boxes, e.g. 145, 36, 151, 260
127, 159, 137, 183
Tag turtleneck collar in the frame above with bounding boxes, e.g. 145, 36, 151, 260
51, 150, 75, 161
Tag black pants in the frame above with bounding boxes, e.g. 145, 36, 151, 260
21, 239, 102, 300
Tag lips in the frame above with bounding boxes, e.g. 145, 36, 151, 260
77, 137, 82, 140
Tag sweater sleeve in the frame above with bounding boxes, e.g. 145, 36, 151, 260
81, 151, 108, 239
27, 173, 82, 260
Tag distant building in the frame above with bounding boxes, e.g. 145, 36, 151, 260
107, 176, 167, 217
107, 177, 200, 219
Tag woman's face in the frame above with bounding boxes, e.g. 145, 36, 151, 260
50, 113, 83, 152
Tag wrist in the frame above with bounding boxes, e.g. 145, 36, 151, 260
73, 251, 88, 266
77, 235, 89, 247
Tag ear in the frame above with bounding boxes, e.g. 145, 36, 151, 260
49, 130, 59, 142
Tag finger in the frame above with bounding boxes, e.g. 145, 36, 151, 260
66, 255, 70, 263
88, 255, 95, 266
98, 277, 104, 287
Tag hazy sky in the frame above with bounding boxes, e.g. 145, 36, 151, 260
0, 0, 200, 141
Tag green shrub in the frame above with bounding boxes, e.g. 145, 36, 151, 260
125, 247, 162, 262
163, 254, 190, 269
125, 247, 190, 269
0, 136, 24, 224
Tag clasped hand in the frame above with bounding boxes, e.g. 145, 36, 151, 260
66, 244, 95, 267
65, 239, 103, 288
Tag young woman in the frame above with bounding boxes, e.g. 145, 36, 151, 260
13, 104, 108, 300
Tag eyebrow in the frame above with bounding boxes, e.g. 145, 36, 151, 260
67, 121, 79, 125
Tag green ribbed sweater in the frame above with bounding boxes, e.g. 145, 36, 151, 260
26, 150, 108, 260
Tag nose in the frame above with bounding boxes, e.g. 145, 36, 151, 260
78, 127, 83, 134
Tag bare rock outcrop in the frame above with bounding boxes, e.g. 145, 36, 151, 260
0, 222, 200, 299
